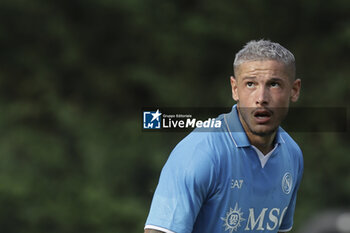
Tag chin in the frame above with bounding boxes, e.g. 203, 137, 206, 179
250, 125, 277, 137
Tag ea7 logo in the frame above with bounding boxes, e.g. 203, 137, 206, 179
244, 207, 288, 231
231, 179, 243, 189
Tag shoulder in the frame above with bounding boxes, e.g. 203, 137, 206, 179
171, 113, 230, 160
156, 131, 221, 197
163, 118, 231, 177
167, 130, 223, 168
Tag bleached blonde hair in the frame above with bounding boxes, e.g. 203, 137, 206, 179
234, 39, 295, 78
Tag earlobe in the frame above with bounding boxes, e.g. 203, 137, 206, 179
230, 76, 239, 101
290, 79, 301, 102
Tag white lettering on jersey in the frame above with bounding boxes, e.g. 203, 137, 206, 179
266, 208, 280, 230
221, 206, 288, 233
221, 206, 288, 231
245, 208, 268, 230
279, 206, 288, 228
231, 179, 243, 189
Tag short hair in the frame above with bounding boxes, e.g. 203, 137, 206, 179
233, 39, 295, 78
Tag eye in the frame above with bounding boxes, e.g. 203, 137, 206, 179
270, 82, 280, 88
246, 82, 255, 88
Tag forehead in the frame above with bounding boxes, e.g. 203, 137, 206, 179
235, 60, 291, 80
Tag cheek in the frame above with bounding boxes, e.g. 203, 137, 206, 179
238, 87, 254, 97
236, 90, 252, 105
273, 90, 291, 105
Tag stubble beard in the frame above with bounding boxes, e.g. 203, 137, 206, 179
237, 106, 279, 137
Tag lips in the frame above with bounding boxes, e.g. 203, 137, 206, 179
253, 108, 273, 124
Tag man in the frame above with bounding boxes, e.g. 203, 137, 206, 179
144, 40, 303, 233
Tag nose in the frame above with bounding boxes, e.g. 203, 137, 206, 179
256, 86, 269, 106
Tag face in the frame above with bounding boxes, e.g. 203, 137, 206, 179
231, 60, 301, 136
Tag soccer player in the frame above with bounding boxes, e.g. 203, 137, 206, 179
144, 40, 303, 233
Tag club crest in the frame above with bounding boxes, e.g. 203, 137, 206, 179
282, 172, 293, 194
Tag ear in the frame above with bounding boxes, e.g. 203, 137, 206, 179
290, 78, 301, 102
230, 76, 239, 101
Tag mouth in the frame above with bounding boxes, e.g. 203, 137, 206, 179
253, 108, 273, 124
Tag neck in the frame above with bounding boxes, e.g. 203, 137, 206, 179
246, 131, 276, 155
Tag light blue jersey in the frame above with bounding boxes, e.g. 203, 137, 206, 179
145, 105, 303, 233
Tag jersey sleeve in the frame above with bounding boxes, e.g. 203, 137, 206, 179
145, 135, 217, 233
279, 148, 304, 231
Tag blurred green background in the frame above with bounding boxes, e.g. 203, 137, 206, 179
0, 0, 349, 232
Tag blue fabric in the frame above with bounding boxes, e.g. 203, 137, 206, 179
146, 105, 303, 233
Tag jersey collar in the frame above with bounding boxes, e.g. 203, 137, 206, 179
224, 105, 285, 148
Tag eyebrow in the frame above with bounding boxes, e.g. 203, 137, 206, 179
268, 77, 284, 82
242, 76, 284, 82
242, 76, 257, 81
